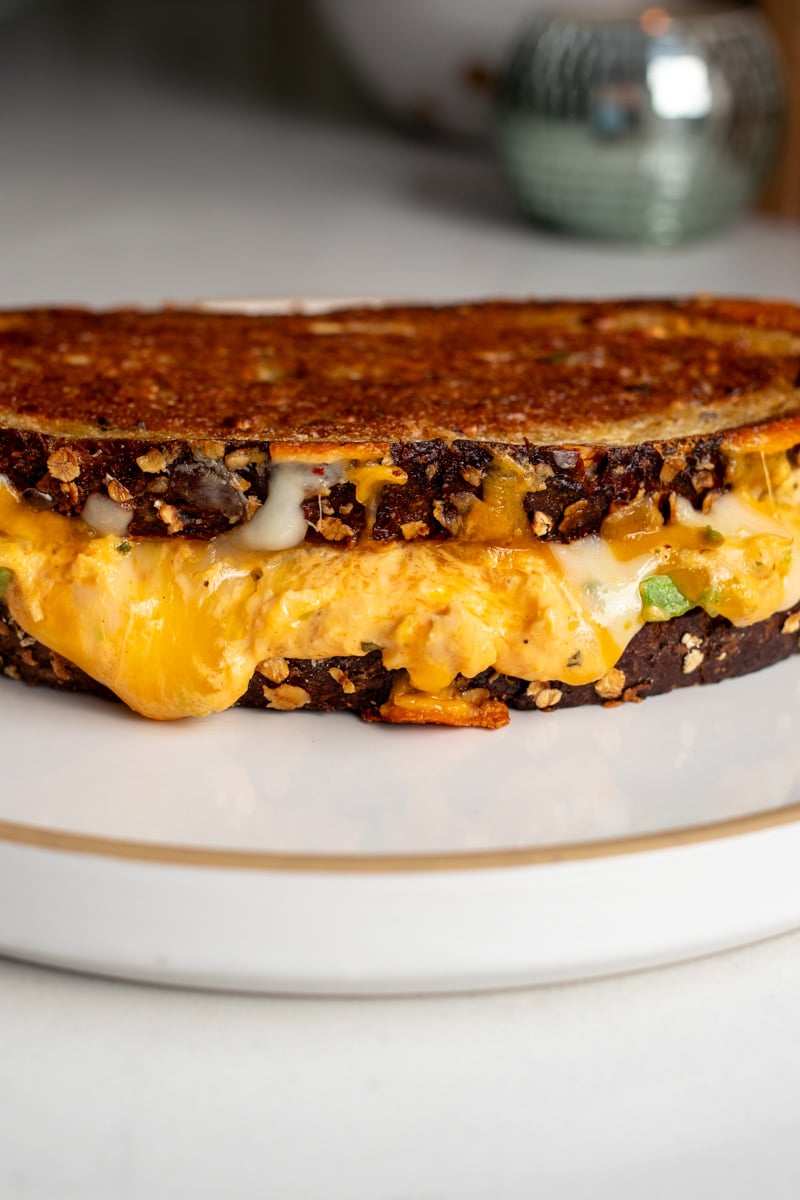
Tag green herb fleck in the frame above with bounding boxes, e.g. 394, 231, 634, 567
116, 541, 132, 555
360, 641, 381, 653
0, 566, 11, 599
566, 650, 583, 668
698, 586, 722, 618
640, 574, 694, 620
701, 526, 724, 546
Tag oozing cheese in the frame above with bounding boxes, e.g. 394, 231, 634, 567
234, 462, 343, 551
0, 473, 798, 721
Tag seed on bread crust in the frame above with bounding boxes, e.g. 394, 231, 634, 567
315, 516, 353, 541
47, 447, 80, 482
106, 477, 132, 504
195, 440, 226, 460
257, 656, 289, 684
224, 447, 268, 470
136, 448, 168, 473
682, 648, 705, 674
49, 652, 74, 682
155, 501, 184, 533
782, 612, 800, 635
532, 510, 553, 537
460, 465, 483, 487
594, 668, 626, 700
526, 681, 563, 709
262, 683, 311, 710
400, 520, 430, 540
329, 667, 356, 693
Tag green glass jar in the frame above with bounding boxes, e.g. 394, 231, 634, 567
494, 5, 785, 243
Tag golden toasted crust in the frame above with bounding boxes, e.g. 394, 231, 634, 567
0, 298, 799, 446
1, 298, 798, 546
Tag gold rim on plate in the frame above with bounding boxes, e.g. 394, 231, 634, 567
1, 802, 800, 873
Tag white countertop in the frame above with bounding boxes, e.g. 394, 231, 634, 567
2, 934, 800, 1200
2, 20, 800, 1199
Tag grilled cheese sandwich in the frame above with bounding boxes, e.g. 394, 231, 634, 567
1, 298, 800, 726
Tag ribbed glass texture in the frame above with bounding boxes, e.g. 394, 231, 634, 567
494, 9, 785, 243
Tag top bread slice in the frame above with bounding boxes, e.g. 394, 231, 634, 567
0, 297, 799, 545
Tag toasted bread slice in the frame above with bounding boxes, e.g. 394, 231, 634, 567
0, 299, 799, 544
0, 297, 799, 726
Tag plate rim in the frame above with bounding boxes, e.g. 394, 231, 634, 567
2, 800, 800, 874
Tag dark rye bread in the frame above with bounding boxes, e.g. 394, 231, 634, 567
2, 601, 799, 720
1, 298, 800, 545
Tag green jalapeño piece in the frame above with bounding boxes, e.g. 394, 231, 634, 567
640, 574, 694, 621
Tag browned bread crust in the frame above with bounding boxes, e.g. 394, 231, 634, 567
2, 601, 798, 723
1, 297, 800, 544
0, 425, 733, 543
2, 299, 800, 442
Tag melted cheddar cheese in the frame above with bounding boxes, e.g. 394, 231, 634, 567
0, 466, 799, 721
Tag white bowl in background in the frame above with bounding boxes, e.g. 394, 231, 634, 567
316, 0, 547, 139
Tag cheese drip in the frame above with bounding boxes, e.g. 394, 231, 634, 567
0, 480, 798, 721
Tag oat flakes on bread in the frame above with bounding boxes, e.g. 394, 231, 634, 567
0, 297, 799, 727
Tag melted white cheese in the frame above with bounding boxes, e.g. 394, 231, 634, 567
233, 462, 344, 552
81, 493, 133, 537
550, 536, 658, 650
673, 493, 787, 539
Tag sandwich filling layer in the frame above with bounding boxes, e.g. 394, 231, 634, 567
0, 450, 799, 721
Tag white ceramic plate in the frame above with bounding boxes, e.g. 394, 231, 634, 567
3, 636, 800, 994
2, 297, 800, 994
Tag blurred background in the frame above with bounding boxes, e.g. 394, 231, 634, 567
19, 0, 797, 166
1, 10, 800, 1196
0, 0, 796, 304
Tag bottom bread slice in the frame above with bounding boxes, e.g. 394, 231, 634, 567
0, 601, 798, 722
